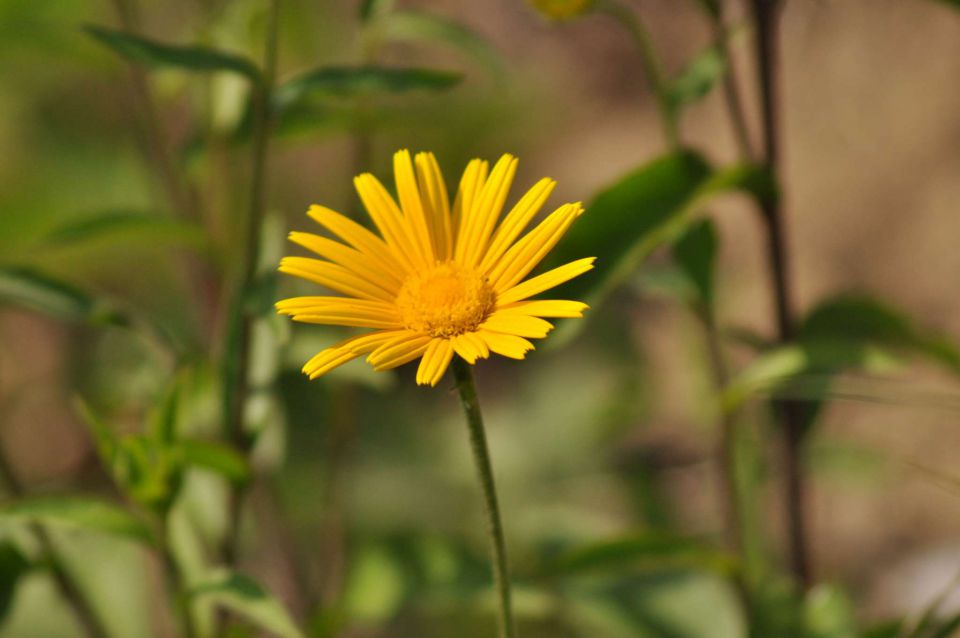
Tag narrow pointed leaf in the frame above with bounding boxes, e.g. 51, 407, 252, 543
0, 497, 153, 545
381, 10, 504, 76
43, 210, 206, 252
667, 44, 726, 113
273, 66, 462, 112
0, 267, 126, 326
86, 25, 261, 82
178, 440, 250, 484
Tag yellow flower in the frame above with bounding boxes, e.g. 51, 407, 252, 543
530, 0, 593, 21
276, 150, 594, 386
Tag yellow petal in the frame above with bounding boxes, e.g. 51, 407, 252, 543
478, 331, 535, 360
416, 338, 455, 386
354, 173, 427, 270
288, 231, 402, 292
496, 258, 596, 306
279, 256, 395, 302
488, 203, 584, 292
394, 149, 436, 263
307, 205, 405, 276
367, 332, 433, 370
496, 300, 589, 318
481, 312, 554, 339
301, 330, 400, 380
276, 296, 401, 329
415, 152, 452, 259
451, 159, 489, 255
455, 154, 518, 267
480, 177, 556, 272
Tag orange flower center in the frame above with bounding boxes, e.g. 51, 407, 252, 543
395, 262, 496, 338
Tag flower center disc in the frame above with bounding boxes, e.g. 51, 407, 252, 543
396, 262, 496, 338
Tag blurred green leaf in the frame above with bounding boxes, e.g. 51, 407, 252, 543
672, 218, 718, 312
932, 0, 960, 10
191, 571, 305, 638
360, 0, 395, 22
0, 543, 30, 620
380, 10, 504, 76
927, 614, 960, 638
85, 25, 261, 82
178, 440, 250, 484
667, 44, 725, 114
801, 294, 960, 373
0, 267, 126, 326
691, 0, 721, 18
548, 532, 736, 578
0, 497, 153, 545
273, 66, 462, 111
42, 211, 207, 252
805, 584, 858, 638
860, 620, 903, 638
724, 294, 960, 415
549, 151, 773, 345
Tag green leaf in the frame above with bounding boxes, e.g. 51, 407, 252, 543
0, 267, 126, 326
178, 440, 250, 484
548, 151, 773, 344
860, 620, 902, 638
85, 25, 261, 82
801, 294, 960, 373
273, 65, 462, 112
42, 211, 207, 252
723, 294, 960, 415
548, 532, 736, 578
380, 10, 504, 76
932, 0, 960, 10
360, 0, 394, 22
0, 497, 153, 545
667, 44, 725, 114
690, 0, 721, 18
191, 571, 305, 638
0, 542, 30, 620
672, 218, 718, 312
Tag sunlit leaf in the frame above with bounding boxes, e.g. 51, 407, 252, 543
381, 10, 504, 76
85, 25, 261, 82
191, 571, 305, 638
178, 440, 250, 485
0, 267, 126, 326
0, 497, 153, 545
0, 543, 30, 620
273, 65, 462, 112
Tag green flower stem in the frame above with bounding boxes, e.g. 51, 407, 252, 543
451, 358, 516, 638
598, 0, 679, 149
0, 446, 110, 638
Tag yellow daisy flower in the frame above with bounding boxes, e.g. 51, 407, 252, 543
276, 150, 594, 386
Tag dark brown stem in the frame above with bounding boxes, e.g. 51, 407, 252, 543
748, 0, 812, 588
0, 444, 111, 638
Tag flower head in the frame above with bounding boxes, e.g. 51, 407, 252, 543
277, 150, 594, 386
530, 0, 594, 21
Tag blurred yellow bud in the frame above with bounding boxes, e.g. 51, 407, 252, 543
530, 0, 594, 21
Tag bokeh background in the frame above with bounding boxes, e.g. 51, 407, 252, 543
2, 0, 960, 636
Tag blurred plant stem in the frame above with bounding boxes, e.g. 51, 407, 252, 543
158, 515, 200, 638
598, 0, 679, 148
747, 0, 812, 588
0, 444, 111, 638
715, 2, 755, 161
451, 359, 516, 638
107, 0, 220, 341
220, 0, 280, 584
